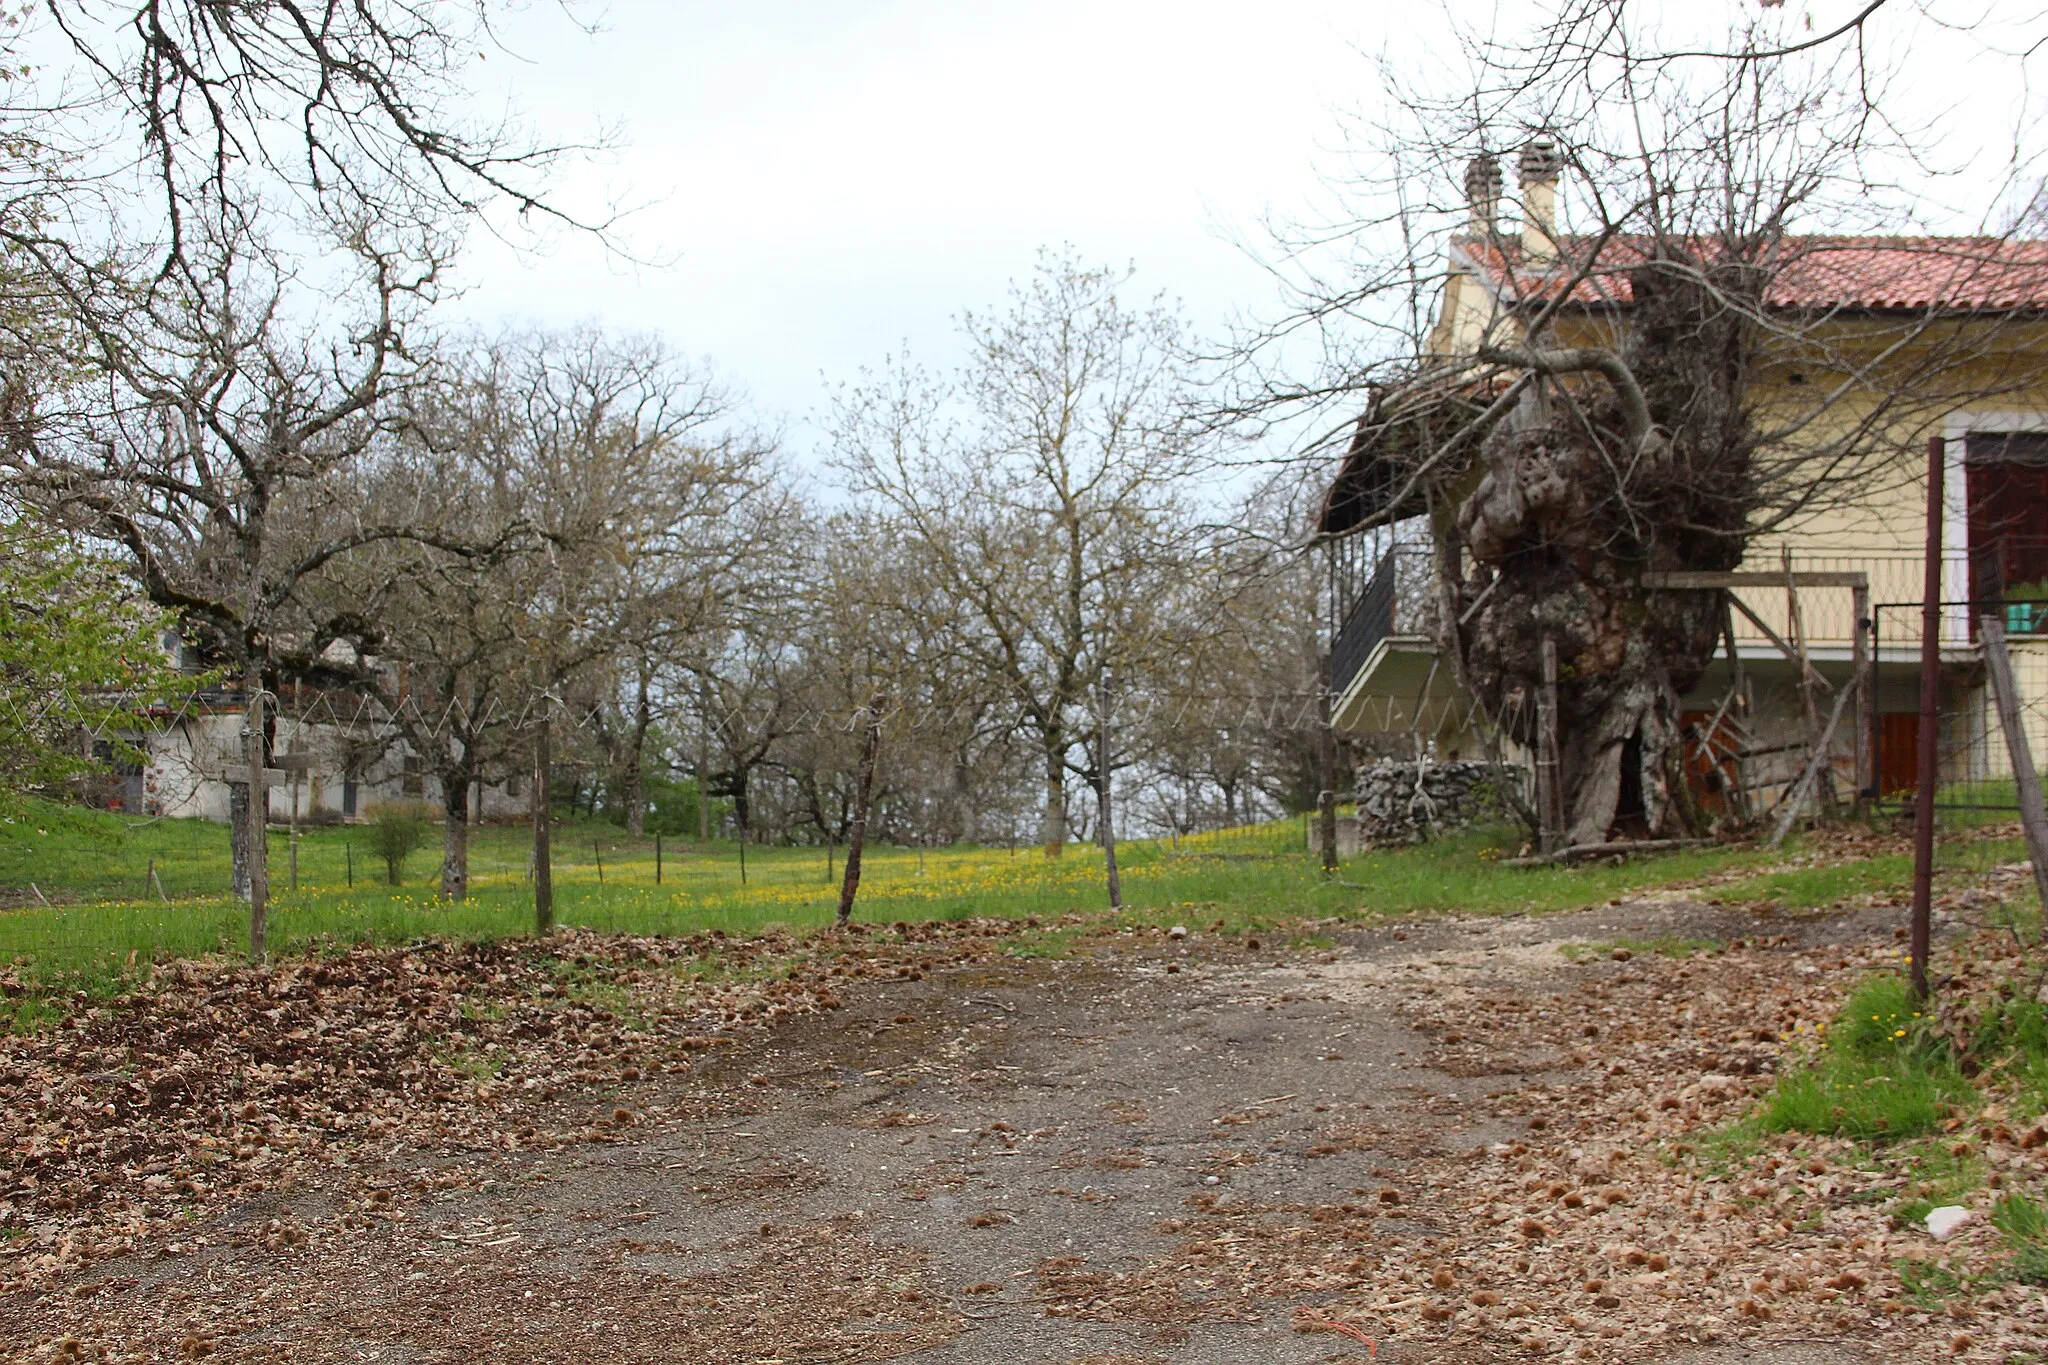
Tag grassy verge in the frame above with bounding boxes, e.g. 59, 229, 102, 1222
1732, 926, 2048, 1305
0, 795, 2024, 1032
1758, 974, 1972, 1142
0, 801, 1793, 1025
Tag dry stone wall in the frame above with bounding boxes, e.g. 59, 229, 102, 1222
1355, 759, 1519, 844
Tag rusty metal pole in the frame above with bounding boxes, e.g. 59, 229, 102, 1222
1910, 435, 1944, 999
1853, 579, 1873, 806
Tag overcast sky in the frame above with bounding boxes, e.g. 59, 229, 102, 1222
445, 0, 1382, 448
444, 1, 2037, 461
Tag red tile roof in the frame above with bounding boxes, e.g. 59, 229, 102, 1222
1457, 235, 2048, 311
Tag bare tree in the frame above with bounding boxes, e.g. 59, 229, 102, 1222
448, 327, 774, 923
0, 2, 607, 293
4, 215, 443, 955
313, 360, 534, 901
834, 251, 1210, 858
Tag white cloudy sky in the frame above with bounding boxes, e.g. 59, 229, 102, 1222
439, 0, 2036, 458
448, 0, 1369, 438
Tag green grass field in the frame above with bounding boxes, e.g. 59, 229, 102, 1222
0, 796, 2031, 1030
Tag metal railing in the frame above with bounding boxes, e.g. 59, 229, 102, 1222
1727, 548, 1944, 650
1331, 549, 1436, 695
1971, 534, 2048, 609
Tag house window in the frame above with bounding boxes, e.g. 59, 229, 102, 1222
1965, 431, 2048, 628
504, 773, 522, 799
401, 753, 423, 797
342, 777, 358, 818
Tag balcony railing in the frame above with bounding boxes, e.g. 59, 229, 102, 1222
1332, 548, 1436, 695
1972, 535, 2048, 608
1330, 541, 2041, 698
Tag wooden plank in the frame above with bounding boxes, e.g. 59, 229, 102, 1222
1726, 594, 1833, 691
1979, 616, 2048, 934
1786, 549, 1838, 816
1721, 598, 1753, 820
198, 764, 290, 788
1507, 838, 1716, 867
1643, 571, 1869, 589
1770, 672, 1861, 849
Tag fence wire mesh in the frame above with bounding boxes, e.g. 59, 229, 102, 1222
1869, 599, 2048, 813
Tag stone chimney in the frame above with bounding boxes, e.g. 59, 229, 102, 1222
1463, 152, 1503, 240
1518, 136, 1562, 263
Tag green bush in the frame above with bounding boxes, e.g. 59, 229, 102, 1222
1970, 995, 2048, 1061
643, 773, 729, 837
1760, 976, 1972, 1141
366, 803, 431, 886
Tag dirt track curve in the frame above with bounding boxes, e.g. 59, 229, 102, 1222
7, 894, 1959, 1363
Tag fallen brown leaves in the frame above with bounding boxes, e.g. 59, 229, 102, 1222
1258, 886, 2047, 1358
0, 918, 1022, 1298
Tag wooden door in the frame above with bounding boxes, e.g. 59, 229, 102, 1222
1878, 712, 1920, 796
1965, 432, 2048, 607
1681, 710, 1742, 813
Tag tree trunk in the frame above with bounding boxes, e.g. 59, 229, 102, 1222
242, 661, 269, 961
439, 759, 473, 901
1097, 688, 1121, 910
1041, 749, 1066, 858
1535, 633, 1695, 849
951, 751, 975, 845
1451, 257, 1757, 845
229, 780, 253, 902
836, 701, 885, 926
533, 720, 554, 935
697, 721, 711, 843
623, 669, 651, 837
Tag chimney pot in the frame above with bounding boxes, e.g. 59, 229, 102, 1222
1518, 136, 1561, 263
1463, 153, 1503, 240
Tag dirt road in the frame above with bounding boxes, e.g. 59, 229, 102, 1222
9, 894, 1993, 1363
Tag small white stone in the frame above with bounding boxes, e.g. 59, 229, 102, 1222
1925, 1205, 1971, 1241
1202, 1174, 1222, 1185
1168, 925, 1188, 940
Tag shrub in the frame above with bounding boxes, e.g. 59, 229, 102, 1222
366, 803, 431, 886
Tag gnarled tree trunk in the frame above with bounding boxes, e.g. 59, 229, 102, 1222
1451, 256, 1759, 844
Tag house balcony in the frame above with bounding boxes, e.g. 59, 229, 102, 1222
1329, 548, 1454, 736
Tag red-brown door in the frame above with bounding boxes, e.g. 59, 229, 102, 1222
1965, 433, 2048, 608
1878, 712, 1920, 796
1681, 710, 1741, 813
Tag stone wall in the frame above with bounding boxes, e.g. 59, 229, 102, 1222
1355, 759, 1519, 844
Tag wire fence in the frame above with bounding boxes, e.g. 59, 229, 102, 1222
1868, 599, 2048, 813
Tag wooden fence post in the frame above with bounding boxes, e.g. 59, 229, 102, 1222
1909, 435, 1944, 1000
1317, 653, 1338, 875
1538, 638, 1564, 852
